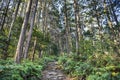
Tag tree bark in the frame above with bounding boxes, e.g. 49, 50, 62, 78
109, 0, 119, 27
8, 0, 21, 40
2, 0, 21, 59
15, 0, 33, 64
24, 0, 38, 59
104, 0, 114, 38
38, 48, 42, 58
32, 37, 37, 61
0, 0, 11, 31
74, 0, 80, 55
64, 0, 70, 54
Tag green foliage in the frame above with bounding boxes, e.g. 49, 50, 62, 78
0, 31, 8, 57
50, 43, 59, 55
5, 17, 23, 57
87, 66, 120, 80
37, 56, 55, 67
33, 29, 50, 46
74, 62, 93, 77
0, 59, 43, 80
32, 29, 48, 54
0, 35, 7, 49
0, 55, 57, 80
32, 29, 59, 55
79, 39, 94, 56
12, 17, 23, 37
57, 52, 120, 80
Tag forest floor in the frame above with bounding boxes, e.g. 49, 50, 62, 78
41, 61, 70, 80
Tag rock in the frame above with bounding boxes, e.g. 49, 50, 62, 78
41, 62, 68, 80
58, 76, 65, 80
48, 71, 57, 75
49, 76, 58, 80
57, 74, 65, 80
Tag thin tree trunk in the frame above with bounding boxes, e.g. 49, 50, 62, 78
0, 0, 5, 26
109, 0, 119, 26
0, 0, 4, 10
20, 2, 27, 17
24, 0, 38, 59
8, 0, 21, 40
0, 0, 11, 31
42, 1, 47, 37
93, 0, 103, 52
38, 48, 42, 58
32, 37, 37, 61
36, 2, 42, 28
59, 36, 63, 54
19, 2, 24, 17
15, 0, 32, 64
0, 0, 4, 22
3, 0, 21, 59
74, 0, 80, 55
104, 0, 114, 38
64, 0, 70, 54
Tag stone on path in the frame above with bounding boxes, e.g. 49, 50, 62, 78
41, 62, 69, 80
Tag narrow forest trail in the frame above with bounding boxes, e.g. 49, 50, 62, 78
41, 61, 70, 80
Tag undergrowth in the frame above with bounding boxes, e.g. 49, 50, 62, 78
57, 53, 120, 80
0, 55, 56, 80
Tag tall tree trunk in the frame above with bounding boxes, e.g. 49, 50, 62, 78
24, 0, 38, 59
0, 0, 4, 25
109, 0, 120, 43
109, 0, 119, 26
42, 1, 47, 38
19, 2, 24, 17
109, 0, 120, 55
64, 0, 70, 54
36, 1, 42, 28
2, 0, 21, 59
0, 0, 4, 10
93, 0, 103, 52
14, 0, 32, 64
104, 0, 114, 39
74, 0, 80, 55
8, 0, 21, 40
104, 0, 119, 54
0, 0, 11, 31
19, 2, 27, 17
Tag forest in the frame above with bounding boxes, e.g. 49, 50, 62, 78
0, 0, 120, 80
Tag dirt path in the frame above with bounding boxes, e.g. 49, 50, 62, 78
41, 61, 69, 80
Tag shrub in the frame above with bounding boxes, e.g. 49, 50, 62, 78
57, 53, 120, 80
0, 60, 43, 80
